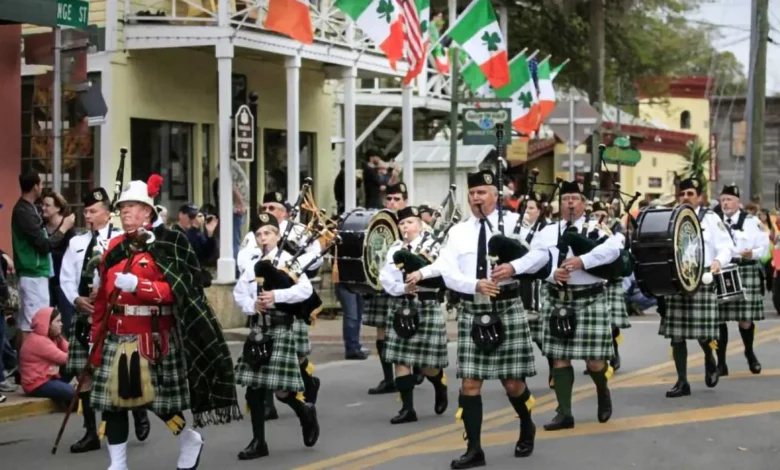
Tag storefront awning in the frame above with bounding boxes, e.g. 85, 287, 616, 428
395, 141, 495, 170
0, 0, 58, 27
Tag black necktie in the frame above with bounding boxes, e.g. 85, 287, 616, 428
476, 219, 487, 279
726, 217, 733, 227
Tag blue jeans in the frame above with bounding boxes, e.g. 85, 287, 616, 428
335, 284, 363, 354
233, 213, 245, 260
29, 377, 74, 402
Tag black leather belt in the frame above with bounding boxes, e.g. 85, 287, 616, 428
731, 258, 759, 266
462, 286, 521, 302
546, 284, 604, 301
260, 311, 294, 327
417, 291, 440, 302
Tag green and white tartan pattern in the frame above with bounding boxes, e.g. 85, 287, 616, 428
659, 286, 719, 341
542, 285, 614, 361
234, 319, 304, 393
719, 263, 765, 322
527, 284, 546, 349
363, 294, 392, 328
457, 298, 536, 380
384, 296, 449, 369
64, 329, 89, 377
293, 319, 312, 358
606, 280, 631, 329
91, 331, 190, 414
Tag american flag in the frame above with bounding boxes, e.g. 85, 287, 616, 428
528, 57, 539, 89
401, 0, 425, 85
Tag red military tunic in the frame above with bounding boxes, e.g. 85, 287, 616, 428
91, 234, 176, 366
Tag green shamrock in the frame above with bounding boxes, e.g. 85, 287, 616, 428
376, 0, 395, 23
421, 19, 428, 34
518, 91, 533, 109
481, 31, 500, 52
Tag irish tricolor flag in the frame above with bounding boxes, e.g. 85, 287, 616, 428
335, 0, 405, 69
445, 0, 509, 89
495, 54, 540, 135
536, 59, 556, 122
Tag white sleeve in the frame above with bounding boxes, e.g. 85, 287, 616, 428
60, 242, 80, 306
233, 269, 258, 315
750, 219, 771, 260
379, 247, 406, 297
439, 235, 479, 295
711, 216, 736, 267
580, 237, 621, 270
273, 272, 313, 304
303, 241, 324, 271
510, 223, 557, 276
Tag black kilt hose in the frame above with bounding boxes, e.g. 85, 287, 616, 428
234, 317, 304, 393
457, 297, 536, 380
719, 262, 765, 322
659, 286, 719, 341
91, 330, 190, 414
542, 285, 614, 361
384, 295, 449, 369
363, 293, 392, 328
606, 280, 631, 329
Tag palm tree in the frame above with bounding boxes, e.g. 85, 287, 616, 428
679, 137, 711, 185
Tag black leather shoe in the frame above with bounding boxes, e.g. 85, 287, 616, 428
70, 430, 100, 454
704, 356, 720, 388
237, 438, 269, 460
306, 376, 321, 404
301, 404, 320, 447
450, 448, 486, 469
597, 388, 612, 423
610, 354, 621, 372
514, 422, 535, 458
717, 362, 729, 377
345, 351, 369, 360
434, 384, 449, 415
390, 408, 418, 424
665, 381, 691, 398
368, 379, 397, 395
133, 410, 151, 442
746, 352, 762, 374
265, 404, 279, 421
543, 414, 574, 431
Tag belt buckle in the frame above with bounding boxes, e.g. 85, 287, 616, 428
559, 288, 572, 303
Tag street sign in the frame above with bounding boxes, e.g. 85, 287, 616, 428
546, 99, 600, 147
56, 0, 89, 29
462, 108, 512, 145
234, 104, 255, 162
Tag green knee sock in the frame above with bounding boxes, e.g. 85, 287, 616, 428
507, 387, 534, 430
551, 367, 574, 417
459, 394, 483, 449
588, 364, 610, 392
672, 341, 688, 383
395, 374, 416, 412
246, 387, 266, 442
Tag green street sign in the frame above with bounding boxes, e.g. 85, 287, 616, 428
603, 136, 642, 166
462, 108, 512, 145
56, 0, 89, 29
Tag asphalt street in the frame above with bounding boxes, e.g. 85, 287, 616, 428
3, 313, 780, 470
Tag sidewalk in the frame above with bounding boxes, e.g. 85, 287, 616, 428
0, 390, 56, 423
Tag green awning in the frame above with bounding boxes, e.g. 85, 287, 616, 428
0, 0, 57, 27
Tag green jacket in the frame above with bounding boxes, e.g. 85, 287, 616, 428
11, 198, 58, 278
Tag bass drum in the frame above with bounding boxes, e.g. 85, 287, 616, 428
336, 208, 401, 295
631, 204, 704, 297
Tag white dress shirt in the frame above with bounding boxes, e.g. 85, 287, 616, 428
722, 210, 770, 261
379, 234, 433, 297
60, 224, 123, 306
697, 207, 735, 268
237, 219, 323, 274
233, 247, 313, 315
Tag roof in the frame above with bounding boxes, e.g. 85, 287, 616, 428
554, 88, 669, 130
395, 141, 494, 170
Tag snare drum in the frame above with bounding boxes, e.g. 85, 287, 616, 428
631, 204, 704, 297
336, 208, 401, 295
714, 264, 745, 304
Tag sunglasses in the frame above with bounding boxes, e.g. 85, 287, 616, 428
678, 191, 698, 197
386, 196, 403, 202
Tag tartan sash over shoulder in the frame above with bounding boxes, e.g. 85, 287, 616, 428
102, 225, 242, 427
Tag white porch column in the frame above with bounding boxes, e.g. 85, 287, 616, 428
343, 66, 358, 211
216, 40, 236, 283
286, 56, 301, 202
401, 84, 415, 203
498, 6, 508, 42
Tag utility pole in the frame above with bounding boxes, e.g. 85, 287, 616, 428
449, 49, 460, 187
589, 0, 605, 182
745, 0, 768, 201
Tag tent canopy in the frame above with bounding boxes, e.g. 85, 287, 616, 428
395, 141, 494, 170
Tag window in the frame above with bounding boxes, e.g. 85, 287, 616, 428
731, 120, 747, 157
263, 129, 316, 200
680, 110, 691, 129
648, 177, 663, 188
652, 157, 657, 167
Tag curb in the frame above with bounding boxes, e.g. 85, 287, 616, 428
0, 397, 57, 423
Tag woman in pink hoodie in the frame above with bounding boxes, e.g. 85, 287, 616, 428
19, 307, 73, 401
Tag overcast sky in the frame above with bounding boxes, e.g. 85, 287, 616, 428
685, 0, 780, 94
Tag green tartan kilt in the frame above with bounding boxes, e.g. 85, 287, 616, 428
542, 285, 614, 361
719, 263, 765, 322
457, 298, 536, 381
234, 320, 304, 393
659, 286, 719, 341
64, 330, 89, 378
363, 294, 392, 328
527, 284, 546, 350
384, 296, 449, 369
91, 330, 190, 414
607, 280, 632, 329
293, 319, 312, 358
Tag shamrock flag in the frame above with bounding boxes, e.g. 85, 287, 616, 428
417, 0, 430, 41
429, 26, 450, 73
335, 0, 405, 69
536, 59, 556, 123
445, 0, 509, 89
551, 58, 568, 80
494, 53, 540, 135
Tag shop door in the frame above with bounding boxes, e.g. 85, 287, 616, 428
130, 119, 194, 212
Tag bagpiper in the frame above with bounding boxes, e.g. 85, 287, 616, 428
232, 212, 320, 460
379, 206, 448, 424
660, 178, 733, 398
89, 176, 241, 470
60, 188, 150, 453
716, 184, 770, 375
412, 170, 539, 469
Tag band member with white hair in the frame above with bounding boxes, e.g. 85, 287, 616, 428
661, 178, 733, 398
89, 175, 240, 470
716, 184, 770, 376
379, 206, 449, 425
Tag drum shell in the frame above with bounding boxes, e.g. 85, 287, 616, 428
714, 265, 746, 304
336, 208, 400, 295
